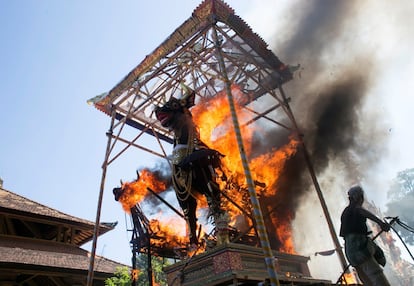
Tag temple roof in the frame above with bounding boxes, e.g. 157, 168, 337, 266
0, 235, 124, 276
0, 187, 127, 285
0, 188, 116, 246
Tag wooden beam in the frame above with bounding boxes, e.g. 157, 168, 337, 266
17, 274, 38, 285
21, 221, 42, 238
4, 217, 16, 235
71, 227, 76, 244
49, 276, 66, 286
57, 225, 62, 242
63, 227, 69, 243
26, 279, 37, 286
0, 216, 6, 233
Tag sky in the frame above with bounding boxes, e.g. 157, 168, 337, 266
1, 0, 414, 283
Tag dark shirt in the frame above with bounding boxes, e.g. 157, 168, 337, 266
340, 205, 368, 237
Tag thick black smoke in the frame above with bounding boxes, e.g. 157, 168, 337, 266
252, 0, 390, 249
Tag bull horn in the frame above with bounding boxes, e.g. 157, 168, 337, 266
120, 179, 123, 186
179, 82, 195, 108
136, 170, 140, 181
180, 82, 193, 98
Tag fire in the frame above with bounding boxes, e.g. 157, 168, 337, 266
343, 272, 358, 284
117, 170, 206, 250
273, 212, 295, 253
250, 140, 299, 197
149, 218, 188, 248
118, 169, 168, 212
192, 84, 299, 253
117, 84, 299, 253
149, 217, 206, 254
192, 85, 254, 176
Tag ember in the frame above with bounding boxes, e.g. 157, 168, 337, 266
343, 272, 358, 284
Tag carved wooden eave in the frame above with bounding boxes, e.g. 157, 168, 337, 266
0, 188, 116, 246
90, 0, 294, 145
0, 188, 126, 286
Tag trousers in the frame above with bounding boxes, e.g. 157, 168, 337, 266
344, 234, 390, 286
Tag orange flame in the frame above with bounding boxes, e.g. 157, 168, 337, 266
117, 84, 299, 253
343, 272, 358, 284
192, 84, 299, 253
149, 218, 188, 248
149, 216, 206, 254
118, 169, 167, 212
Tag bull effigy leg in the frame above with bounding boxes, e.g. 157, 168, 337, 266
186, 199, 198, 245
198, 167, 229, 246
206, 180, 222, 217
176, 192, 198, 245
197, 165, 222, 218
173, 167, 200, 246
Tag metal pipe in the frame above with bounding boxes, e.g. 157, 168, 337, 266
87, 108, 116, 286
212, 24, 280, 286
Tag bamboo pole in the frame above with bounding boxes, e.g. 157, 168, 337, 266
86, 109, 116, 286
212, 26, 280, 286
278, 84, 349, 273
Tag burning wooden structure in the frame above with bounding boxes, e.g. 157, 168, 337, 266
89, 0, 349, 285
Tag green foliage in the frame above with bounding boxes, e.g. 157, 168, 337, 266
105, 255, 171, 286
135, 254, 171, 286
105, 266, 131, 286
386, 168, 414, 244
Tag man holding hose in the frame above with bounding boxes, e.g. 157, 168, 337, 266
340, 185, 391, 285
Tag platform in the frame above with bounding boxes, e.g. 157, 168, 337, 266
164, 243, 334, 285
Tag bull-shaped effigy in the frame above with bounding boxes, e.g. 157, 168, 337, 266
155, 84, 227, 246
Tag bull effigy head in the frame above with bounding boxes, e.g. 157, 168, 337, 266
155, 85, 195, 129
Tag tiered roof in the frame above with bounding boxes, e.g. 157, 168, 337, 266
0, 187, 126, 285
